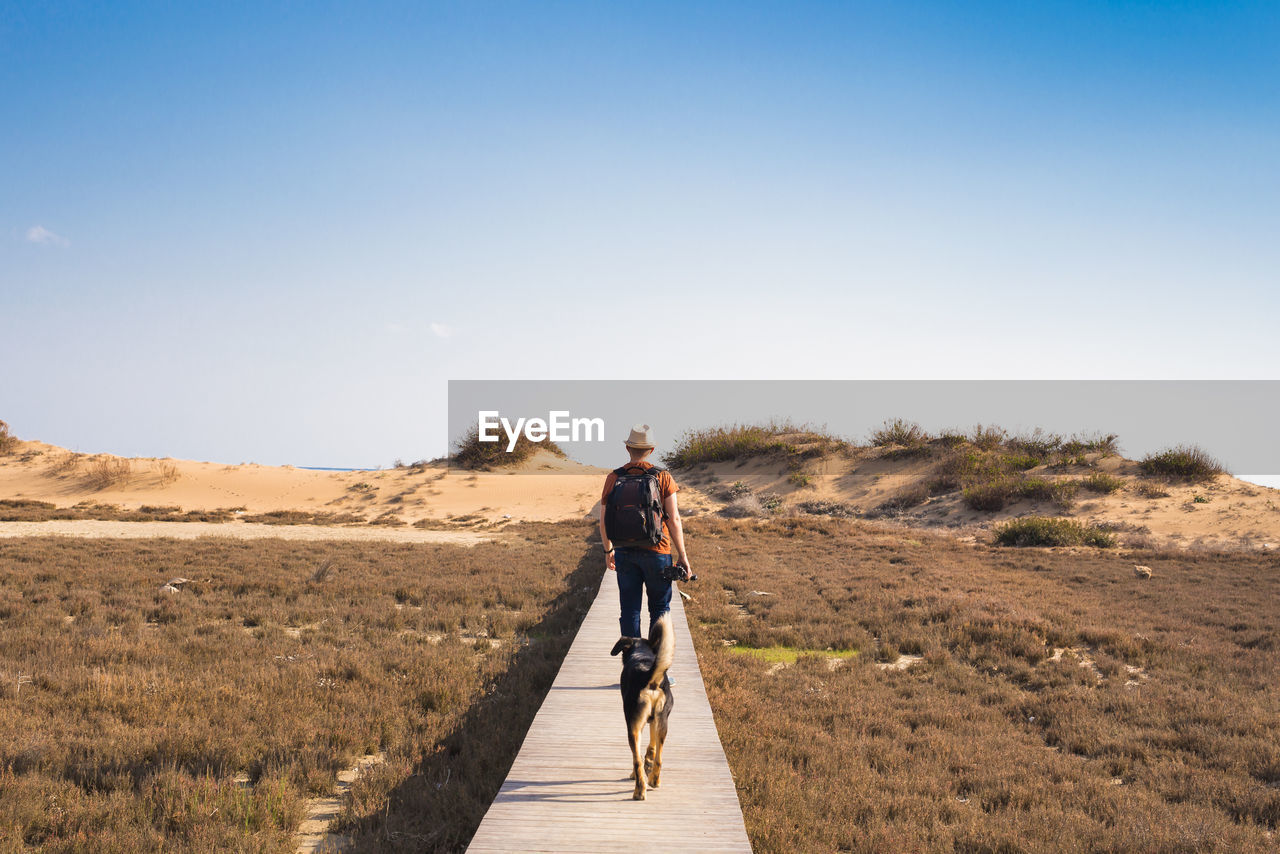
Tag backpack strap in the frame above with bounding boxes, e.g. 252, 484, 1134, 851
615, 463, 665, 475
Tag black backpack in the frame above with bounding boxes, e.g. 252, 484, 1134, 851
604, 465, 666, 547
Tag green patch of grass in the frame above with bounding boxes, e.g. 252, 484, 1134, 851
993, 516, 1117, 547
1140, 445, 1226, 482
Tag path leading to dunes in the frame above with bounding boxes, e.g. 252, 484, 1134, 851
466, 572, 752, 853
0, 520, 495, 545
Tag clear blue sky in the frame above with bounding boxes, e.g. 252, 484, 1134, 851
3, 1, 1277, 465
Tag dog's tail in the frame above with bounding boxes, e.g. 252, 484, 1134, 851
647, 613, 674, 691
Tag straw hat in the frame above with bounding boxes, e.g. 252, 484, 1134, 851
624, 424, 655, 449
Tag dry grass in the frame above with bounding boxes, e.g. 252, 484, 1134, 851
151, 459, 180, 486
0, 420, 16, 455
1082, 472, 1126, 494
1140, 445, 1227, 482
0, 524, 598, 852
239, 510, 368, 526
907, 430, 1123, 513
449, 425, 564, 471
960, 475, 1079, 512
683, 516, 1280, 853
993, 516, 1117, 547
1134, 482, 1172, 499
869, 418, 930, 449
48, 453, 83, 476
0, 501, 240, 523
664, 421, 847, 469
84, 457, 132, 490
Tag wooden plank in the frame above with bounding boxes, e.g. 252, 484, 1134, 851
466, 571, 753, 853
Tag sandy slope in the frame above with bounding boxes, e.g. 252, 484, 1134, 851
2, 438, 1277, 549
0, 440, 608, 524
678, 450, 1280, 550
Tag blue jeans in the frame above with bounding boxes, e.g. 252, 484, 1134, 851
615, 548, 673, 638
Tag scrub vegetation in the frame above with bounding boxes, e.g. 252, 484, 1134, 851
662, 421, 848, 469
682, 516, 1280, 853
0, 500, 242, 523
0, 420, 16, 455
992, 516, 1117, 548
0, 525, 597, 852
449, 425, 564, 470
1140, 445, 1227, 482
666, 419, 1229, 522
4, 513, 1275, 853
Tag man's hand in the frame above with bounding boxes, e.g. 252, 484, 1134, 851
606, 549, 616, 572
676, 559, 692, 581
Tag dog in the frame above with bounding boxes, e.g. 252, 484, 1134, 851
610, 613, 675, 800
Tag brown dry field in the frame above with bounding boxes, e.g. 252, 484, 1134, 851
0, 524, 597, 853
3, 518, 1279, 852
682, 516, 1280, 853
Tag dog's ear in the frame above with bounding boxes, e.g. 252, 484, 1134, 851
610, 637, 633, 656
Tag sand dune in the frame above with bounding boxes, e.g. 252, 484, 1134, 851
678, 449, 1280, 550
0, 440, 607, 525
1, 438, 1277, 549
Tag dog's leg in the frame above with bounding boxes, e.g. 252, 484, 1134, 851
628, 722, 652, 781
628, 707, 648, 800
649, 709, 668, 789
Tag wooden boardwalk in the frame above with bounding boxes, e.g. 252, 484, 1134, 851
466, 572, 753, 853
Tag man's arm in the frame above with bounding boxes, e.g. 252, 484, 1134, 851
599, 502, 615, 571
663, 491, 690, 574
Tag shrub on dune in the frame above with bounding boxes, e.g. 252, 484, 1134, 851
1140, 445, 1225, 482
993, 516, 1116, 547
450, 425, 564, 470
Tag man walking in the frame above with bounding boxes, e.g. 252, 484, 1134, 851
599, 424, 692, 639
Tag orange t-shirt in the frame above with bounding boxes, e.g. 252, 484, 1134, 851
601, 461, 679, 555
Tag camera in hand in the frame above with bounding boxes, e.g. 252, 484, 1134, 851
662, 564, 696, 582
